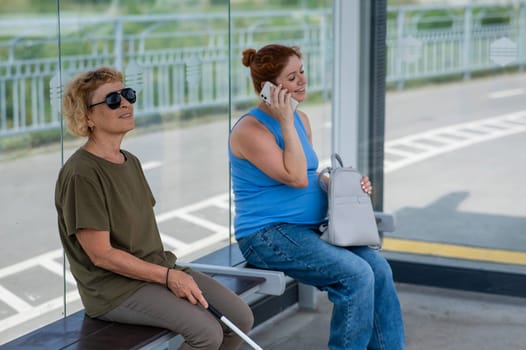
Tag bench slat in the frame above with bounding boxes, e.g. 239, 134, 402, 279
2, 309, 171, 350
209, 274, 265, 296
1, 273, 265, 350
64, 317, 170, 350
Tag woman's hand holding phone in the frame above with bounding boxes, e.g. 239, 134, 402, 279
260, 81, 299, 111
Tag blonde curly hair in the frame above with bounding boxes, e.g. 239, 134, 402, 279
62, 66, 124, 137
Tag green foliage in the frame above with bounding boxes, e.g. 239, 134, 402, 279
210, 0, 228, 5
0, 0, 520, 155
0, 134, 32, 152
29, 129, 64, 147
387, 0, 418, 5
475, 7, 511, 26
0, 0, 56, 14
416, 9, 456, 31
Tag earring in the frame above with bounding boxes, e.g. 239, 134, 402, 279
87, 119, 94, 132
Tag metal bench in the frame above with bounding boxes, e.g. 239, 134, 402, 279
2, 212, 395, 350
0, 261, 286, 350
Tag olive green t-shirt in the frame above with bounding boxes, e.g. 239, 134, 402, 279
55, 148, 176, 317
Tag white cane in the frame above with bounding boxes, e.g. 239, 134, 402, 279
208, 304, 263, 350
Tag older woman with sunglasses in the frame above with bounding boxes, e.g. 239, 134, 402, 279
55, 66, 253, 350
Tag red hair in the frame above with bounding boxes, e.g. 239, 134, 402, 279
242, 44, 302, 94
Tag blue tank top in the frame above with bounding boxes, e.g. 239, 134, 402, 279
229, 108, 328, 240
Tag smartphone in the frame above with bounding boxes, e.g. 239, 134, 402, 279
260, 81, 299, 111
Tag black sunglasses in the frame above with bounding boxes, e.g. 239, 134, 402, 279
88, 88, 137, 110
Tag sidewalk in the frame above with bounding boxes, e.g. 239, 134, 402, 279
241, 283, 526, 350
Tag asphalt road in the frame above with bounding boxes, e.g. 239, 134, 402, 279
1, 73, 525, 343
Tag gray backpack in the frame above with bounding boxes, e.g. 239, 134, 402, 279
318, 153, 381, 248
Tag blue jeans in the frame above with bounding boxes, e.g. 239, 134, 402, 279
237, 223, 405, 350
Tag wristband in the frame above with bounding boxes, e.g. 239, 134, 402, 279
165, 267, 171, 289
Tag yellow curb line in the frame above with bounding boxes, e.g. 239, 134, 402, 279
383, 237, 526, 265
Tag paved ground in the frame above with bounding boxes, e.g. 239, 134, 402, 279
241, 283, 526, 350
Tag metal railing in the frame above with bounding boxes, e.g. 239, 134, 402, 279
387, 2, 526, 88
0, 10, 332, 137
0, 3, 525, 137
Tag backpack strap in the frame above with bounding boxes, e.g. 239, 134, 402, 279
331, 153, 344, 168
318, 166, 330, 193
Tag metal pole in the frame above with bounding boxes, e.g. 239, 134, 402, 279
207, 304, 263, 350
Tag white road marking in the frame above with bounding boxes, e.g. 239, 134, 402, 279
0, 195, 231, 334
384, 110, 526, 173
160, 233, 190, 252
2, 109, 526, 335
0, 250, 63, 278
156, 194, 229, 223
0, 285, 32, 313
386, 147, 417, 158
172, 212, 228, 233
488, 88, 524, 99
0, 291, 80, 337
142, 161, 162, 171
40, 259, 76, 285
177, 231, 230, 258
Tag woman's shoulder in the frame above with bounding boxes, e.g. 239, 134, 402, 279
295, 108, 312, 128
120, 149, 140, 163
295, 109, 310, 123
232, 111, 268, 134
61, 148, 138, 175
57, 149, 98, 186
61, 148, 94, 171
230, 110, 277, 157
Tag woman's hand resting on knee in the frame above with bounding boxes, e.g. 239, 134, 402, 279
166, 269, 209, 308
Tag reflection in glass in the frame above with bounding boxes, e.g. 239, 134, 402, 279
0, 0, 334, 343
0, 1, 65, 345
0, 0, 332, 342
384, 1, 526, 272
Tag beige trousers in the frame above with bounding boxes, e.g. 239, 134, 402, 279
98, 269, 254, 350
